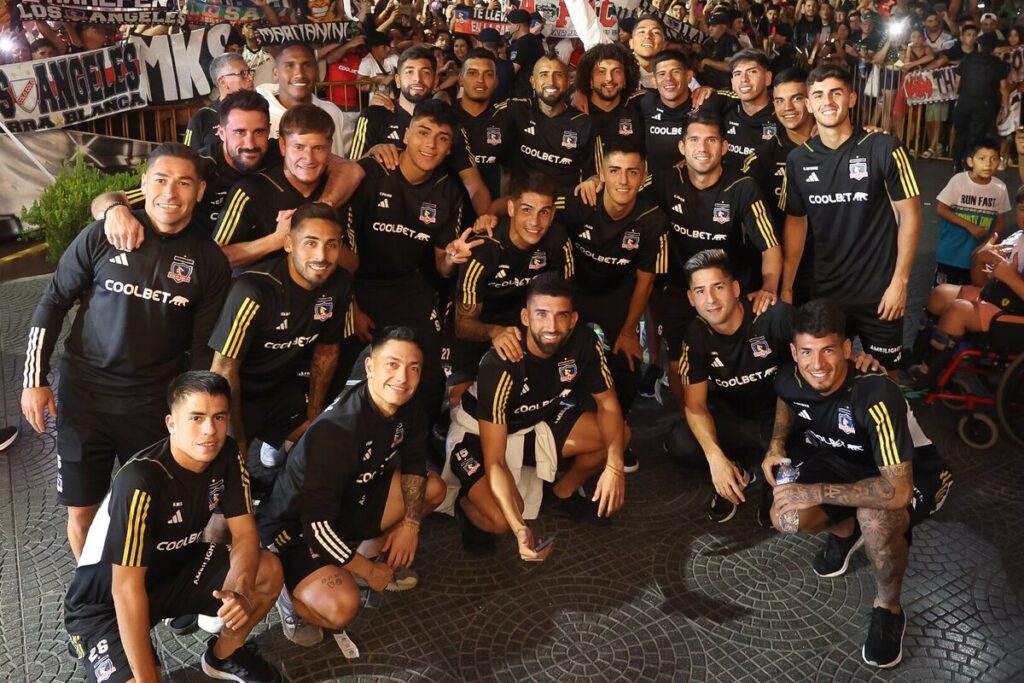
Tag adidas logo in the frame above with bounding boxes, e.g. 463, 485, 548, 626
579, 229, 591, 240
805, 171, 819, 182
524, 125, 535, 135
275, 318, 288, 331
108, 253, 129, 266
672, 203, 684, 214
774, 167, 786, 176
711, 357, 724, 368
798, 409, 811, 420
495, 268, 507, 279
727, 126, 737, 135
167, 510, 183, 525
387, 130, 400, 140
521, 382, 529, 395
651, 112, 662, 121
378, 197, 389, 208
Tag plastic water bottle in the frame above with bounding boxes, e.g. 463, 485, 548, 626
775, 458, 799, 485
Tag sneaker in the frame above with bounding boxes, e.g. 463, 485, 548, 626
0, 426, 17, 452
543, 483, 585, 521
198, 614, 223, 634
386, 566, 419, 592
812, 526, 864, 578
637, 365, 661, 398
162, 614, 198, 636
862, 606, 907, 668
623, 449, 639, 473
757, 485, 774, 529
707, 493, 738, 523
454, 499, 496, 552
259, 442, 286, 468
201, 637, 282, 682
276, 589, 322, 647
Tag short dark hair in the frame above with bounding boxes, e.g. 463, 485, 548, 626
398, 45, 436, 71
575, 42, 641, 98
683, 249, 733, 286
685, 110, 724, 137
371, 325, 423, 353
219, 89, 271, 125
978, 31, 998, 52
601, 138, 645, 163
806, 63, 853, 89
279, 103, 335, 140
411, 99, 457, 132
30, 38, 55, 52
147, 142, 202, 176
634, 14, 666, 33
965, 137, 1000, 160
527, 272, 574, 306
275, 40, 317, 63
794, 299, 847, 339
773, 66, 808, 88
168, 370, 231, 410
462, 47, 496, 72
650, 49, 691, 72
510, 173, 558, 201
729, 48, 771, 71
292, 202, 341, 232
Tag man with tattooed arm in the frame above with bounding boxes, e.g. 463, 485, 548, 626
763, 299, 952, 670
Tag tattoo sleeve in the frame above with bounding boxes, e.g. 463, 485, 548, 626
454, 301, 497, 342
400, 474, 426, 523
819, 462, 913, 510
308, 343, 340, 416
770, 398, 795, 449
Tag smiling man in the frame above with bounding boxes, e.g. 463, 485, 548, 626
21, 143, 230, 560
575, 42, 645, 155
703, 48, 777, 170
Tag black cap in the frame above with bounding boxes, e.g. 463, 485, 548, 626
708, 12, 732, 25
507, 9, 530, 24
477, 27, 502, 44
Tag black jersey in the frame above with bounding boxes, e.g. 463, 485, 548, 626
462, 324, 613, 432
456, 100, 512, 198
76, 436, 251, 579
680, 302, 793, 417
648, 166, 778, 291
183, 100, 220, 151
212, 164, 327, 247
24, 212, 230, 411
636, 90, 695, 172
457, 218, 573, 326
783, 130, 919, 304
348, 102, 476, 175
509, 32, 545, 97
208, 256, 352, 394
256, 381, 428, 563
588, 94, 646, 161
346, 157, 464, 282
502, 98, 598, 188
705, 93, 778, 170
555, 193, 669, 294
775, 363, 942, 476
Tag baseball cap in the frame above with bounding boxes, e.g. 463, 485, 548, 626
861, 10, 878, 21
477, 27, 502, 44
507, 9, 530, 24
708, 12, 732, 25
980, 12, 998, 21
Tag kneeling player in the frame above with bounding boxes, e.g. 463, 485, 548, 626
64, 371, 283, 683
256, 327, 445, 646
449, 273, 627, 560
765, 300, 952, 669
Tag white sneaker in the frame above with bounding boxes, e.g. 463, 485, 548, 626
276, 588, 323, 647
354, 565, 419, 592
197, 614, 222, 634
260, 442, 286, 468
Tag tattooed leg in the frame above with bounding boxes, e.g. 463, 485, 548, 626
857, 505, 910, 611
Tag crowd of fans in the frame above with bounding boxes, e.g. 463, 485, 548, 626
5, 0, 1024, 682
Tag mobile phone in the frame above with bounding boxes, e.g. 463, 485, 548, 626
533, 535, 556, 552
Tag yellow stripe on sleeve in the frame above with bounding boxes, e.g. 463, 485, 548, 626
892, 147, 920, 197
491, 371, 512, 424
657, 233, 669, 274
868, 401, 899, 467
596, 342, 613, 388
462, 261, 483, 305
122, 489, 151, 567
221, 297, 261, 359
751, 200, 778, 248
678, 343, 690, 383
349, 117, 369, 159
213, 191, 250, 245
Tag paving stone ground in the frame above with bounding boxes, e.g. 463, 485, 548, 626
0, 159, 1021, 682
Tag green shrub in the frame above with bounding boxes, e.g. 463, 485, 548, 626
20, 153, 143, 264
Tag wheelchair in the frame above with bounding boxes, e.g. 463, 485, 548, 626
923, 311, 1024, 449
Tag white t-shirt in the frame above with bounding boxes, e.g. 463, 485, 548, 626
358, 53, 398, 94
923, 30, 955, 52
255, 83, 349, 158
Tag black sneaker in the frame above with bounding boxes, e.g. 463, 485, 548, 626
623, 449, 639, 473
201, 637, 282, 683
862, 606, 907, 668
707, 493, 738, 523
0, 427, 17, 452
543, 482, 585, 521
454, 496, 496, 552
637, 365, 661, 398
812, 526, 864, 578
162, 614, 198, 636
757, 485, 774, 529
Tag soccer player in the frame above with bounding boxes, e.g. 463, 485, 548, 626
765, 299, 952, 669
21, 143, 230, 559
256, 327, 445, 646
630, 14, 668, 89
782, 65, 922, 368
184, 52, 255, 151
63, 371, 283, 683
455, 48, 511, 199
209, 203, 352, 469
638, 50, 700, 171
574, 43, 645, 156
704, 49, 777, 170
450, 274, 627, 558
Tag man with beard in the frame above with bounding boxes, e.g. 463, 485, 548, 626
208, 203, 352, 474
447, 274, 627, 557
212, 105, 357, 271
349, 46, 493, 218
503, 56, 598, 188
184, 52, 255, 152
256, 40, 348, 157
782, 65, 921, 369
575, 43, 645, 157
743, 68, 817, 304
647, 111, 781, 412
703, 49, 777, 170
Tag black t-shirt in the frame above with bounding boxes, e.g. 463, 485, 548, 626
455, 100, 512, 199
76, 437, 251, 581
700, 35, 742, 88
555, 193, 669, 294
463, 324, 613, 432
795, 17, 822, 49
588, 93, 646, 156
680, 302, 793, 417
349, 102, 475, 175
212, 164, 327, 247
637, 90, 694, 172
956, 52, 1009, 103
941, 41, 974, 63
783, 130, 919, 304
208, 256, 352, 394
184, 100, 220, 151
648, 166, 778, 291
456, 218, 573, 326
346, 157, 464, 282
509, 33, 545, 98
256, 381, 428, 563
775, 363, 943, 476
705, 93, 778, 170
503, 98, 598, 188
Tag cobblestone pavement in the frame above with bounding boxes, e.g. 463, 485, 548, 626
0, 160, 1021, 682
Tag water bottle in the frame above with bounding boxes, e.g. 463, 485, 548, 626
775, 458, 799, 485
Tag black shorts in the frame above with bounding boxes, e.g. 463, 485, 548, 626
840, 300, 904, 368
242, 380, 307, 448
651, 282, 697, 364
277, 539, 342, 593
56, 393, 167, 507
65, 543, 230, 683
449, 403, 585, 492
793, 446, 953, 532
933, 263, 972, 288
